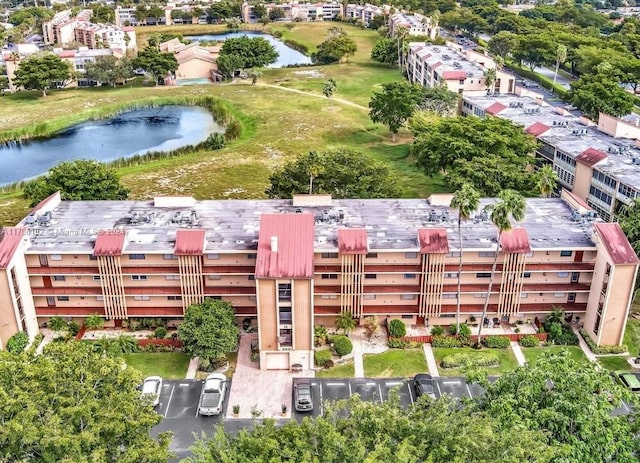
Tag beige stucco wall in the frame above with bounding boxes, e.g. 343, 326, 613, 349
175, 59, 217, 80
598, 113, 640, 139
572, 162, 593, 202
257, 279, 277, 351
293, 279, 312, 350
0, 271, 18, 349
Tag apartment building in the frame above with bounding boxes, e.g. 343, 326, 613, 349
114, 6, 140, 27
241, 2, 344, 23
344, 3, 392, 26
389, 12, 438, 39
0, 192, 637, 368
461, 93, 640, 222
42, 9, 92, 47
407, 42, 516, 95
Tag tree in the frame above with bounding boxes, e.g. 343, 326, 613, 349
369, 81, 425, 141
323, 77, 337, 108
178, 298, 240, 362
618, 199, 640, 255
371, 37, 398, 65
0, 342, 172, 462
363, 316, 379, 340
216, 54, 244, 79
24, 160, 129, 206
266, 148, 401, 199
418, 85, 459, 116
335, 311, 356, 335
484, 67, 496, 95
476, 190, 526, 345
313, 34, 357, 64
394, 26, 409, 72
535, 165, 558, 197
253, 4, 267, 19
12, 53, 71, 97
133, 45, 178, 85
248, 69, 262, 85
553, 44, 567, 84
511, 35, 555, 71
450, 184, 480, 334
85, 55, 133, 87
218, 36, 278, 69
446, 155, 535, 196
488, 31, 518, 58
268, 7, 285, 21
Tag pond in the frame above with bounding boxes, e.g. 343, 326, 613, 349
185, 31, 312, 68
0, 106, 222, 186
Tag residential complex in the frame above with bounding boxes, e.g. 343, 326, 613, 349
389, 12, 438, 39
241, 2, 344, 23
344, 3, 392, 26
0, 192, 637, 369
159, 38, 223, 82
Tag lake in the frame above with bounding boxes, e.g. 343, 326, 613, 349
0, 106, 222, 185
185, 31, 312, 68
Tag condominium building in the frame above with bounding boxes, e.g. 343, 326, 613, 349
389, 12, 438, 39
462, 93, 640, 221
344, 3, 392, 26
241, 2, 344, 23
0, 192, 637, 368
407, 42, 516, 95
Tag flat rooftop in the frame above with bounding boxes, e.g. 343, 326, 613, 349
19, 197, 597, 254
409, 43, 484, 79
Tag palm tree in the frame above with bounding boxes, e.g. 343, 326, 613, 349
395, 26, 409, 73
484, 67, 496, 95
553, 44, 567, 85
536, 165, 558, 197
450, 184, 480, 334
335, 310, 356, 335
476, 190, 526, 346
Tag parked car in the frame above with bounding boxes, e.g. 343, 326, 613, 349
294, 381, 314, 412
413, 374, 436, 399
615, 371, 640, 392
140, 376, 163, 407
198, 373, 228, 416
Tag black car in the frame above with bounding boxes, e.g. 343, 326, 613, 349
294, 381, 314, 412
413, 374, 436, 399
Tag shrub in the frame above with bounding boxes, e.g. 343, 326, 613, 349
579, 329, 628, 354
154, 326, 168, 339
84, 313, 105, 330
388, 338, 421, 349
332, 335, 353, 357
314, 349, 332, 367
388, 319, 406, 338
431, 336, 462, 348
314, 325, 328, 347
363, 316, 379, 340
448, 323, 471, 337
48, 316, 67, 332
431, 325, 445, 336
441, 352, 499, 369
324, 359, 335, 369
519, 335, 540, 347
6, 332, 29, 353
67, 321, 80, 336
482, 336, 510, 349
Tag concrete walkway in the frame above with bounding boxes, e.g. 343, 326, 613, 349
423, 344, 440, 378
185, 357, 199, 379
352, 339, 365, 378
573, 327, 597, 362
510, 341, 526, 366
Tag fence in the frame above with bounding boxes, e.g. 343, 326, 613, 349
397, 332, 548, 344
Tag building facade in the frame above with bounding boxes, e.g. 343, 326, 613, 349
344, 3, 392, 26
241, 2, 344, 23
0, 193, 637, 366
389, 12, 438, 39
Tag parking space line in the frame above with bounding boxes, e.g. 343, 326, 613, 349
378, 384, 383, 403
435, 381, 442, 398
326, 382, 345, 386
164, 385, 175, 418
348, 382, 352, 396
465, 383, 472, 398
386, 381, 402, 386
622, 401, 630, 413
407, 383, 414, 404
442, 380, 460, 385
366, 382, 376, 386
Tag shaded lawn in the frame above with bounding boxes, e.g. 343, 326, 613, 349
598, 356, 633, 372
316, 361, 355, 378
123, 352, 191, 379
363, 349, 428, 378
433, 347, 520, 377
521, 346, 587, 366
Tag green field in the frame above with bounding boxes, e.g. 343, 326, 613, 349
316, 361, 355, 378
0, 23, 451, 226
123, 352, 191, 379
598, 356, 633, 372
433, 347, 520, 376
521, 346, 588, 366
363, 349, 428, 378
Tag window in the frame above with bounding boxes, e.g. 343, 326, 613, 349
476, 272, 491, 278
247, 253, 257, 259
163, 254, 177, 260
522, 272, 531, 278
568, 292, 576, 302
248, 296, 257, 301
129, 254, 145, 260
401, 294, 416, 300
363, 294, 376, 300
57, 296, 69, 301
478, 251, 496, 258
365, 274, 377, 279
475, 293, 487, 298
208, 274, 222, 280
560, 250, 572, 257
405, 252, 418, 259
278, 283, 292, 301
165, 275, 180, 280
167, 296, 182, 301
321, 252, 338, 258
442, 293, 457, 299
211, 296, 222, 300
525, 251, 534, 258
53, 275, 66, 281
50, 254, 62, 261
131, 275, 148, 281
520, 293, 528, 299
321, 295, 338, 300
321, 274, 338, 279
447, 251, 461, 258
248, 275, 255, 281
554, 292, 565, 298
89, 255, 98, 261
557, 272, 569, 278
93, 275, 102, 281
444, 272, 458, 278
207, 253, 219, 260
96, 296, 104, 301
366, 252, 378, 258
134, 295, 150, 301
404, 273, 416, 279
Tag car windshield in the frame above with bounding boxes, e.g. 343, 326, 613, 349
142, 381, 157, 394
204, 379, 222, 392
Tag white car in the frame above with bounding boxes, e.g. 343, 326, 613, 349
198, 373, 227, 416
141, 376, 163, 407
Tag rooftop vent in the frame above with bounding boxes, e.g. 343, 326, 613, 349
632, 157, 640, 165
37, 211, 52, 227
270, 236, 278, 253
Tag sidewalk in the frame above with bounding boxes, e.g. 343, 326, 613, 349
510, 341, 526, 366
352, 339, 364, 378
573, 327, 597, 362
423, 344, 440, 378
185, 357, 199, 379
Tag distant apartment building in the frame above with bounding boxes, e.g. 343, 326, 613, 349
462, 93, 640, 222
160, 38, 223, 82
241, 2, 344, 23
43, 9, 136, 51
344, 3, 392, 26
389, 12, 438, 39
407, 42, 515, 95
0, 193, 637, 367
114, 6, 140, 27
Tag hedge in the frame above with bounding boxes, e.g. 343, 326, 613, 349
579, 328, 628, 355
432, 336, 462, 348
388, 319, 407, 338
441, 352, 499, 369
332, 335, 353, 357
6, 332, 29, 353
388, 338, 422, 349
519, 335, 540, 347
482, 335, 510, 349
315, 349, 332, 367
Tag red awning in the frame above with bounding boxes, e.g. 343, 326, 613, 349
94, 230, 126, 257
175, 229, 205, 255
576, 148, 607, 167
338, 229, 368, 254
485, 102, 506, 115
525, 122, 550, 137
418, 228, 449, 254
500, 228, 531, 254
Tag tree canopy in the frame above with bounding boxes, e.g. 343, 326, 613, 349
371, 37, 398, 65
12, 53, 72, 97
218, 36, 279, 70
0, 342, 172, 463
618, 198, 640, 256
369, 81, 425, 141
85, 55, 133, 87
265, 148, 401, 199
24, 160, 129, 206
312, 34, 358, 64
133, 46, 178, 85
178, 298, 239, 362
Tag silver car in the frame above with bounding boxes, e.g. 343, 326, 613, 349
198, 373, 227, 416
140, 376, 162, 407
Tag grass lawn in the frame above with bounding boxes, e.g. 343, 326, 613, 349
316, 361, 355, 378
363, 349, 427, 378
521, 346, 587, 366
123, 352, 191, 379
598, 356, 632, 372
433, 347, 520, 376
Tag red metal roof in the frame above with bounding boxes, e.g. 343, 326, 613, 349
593, 223, 640, 265
256, 214, 315, 279
94, 230, 126, 257
57, 50, 75, 58
418, 228, 449, 254
338, 229, 368, 254
563, 189, 591, 210
525, 122, 550, 137
500, 228, 531, 254
0, 228, 25, 269
576, 148, 607, 167
442, 70, 468, 80
431, 62, 442, 69
485, 102, 506, 116
175, 229, 205, 255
